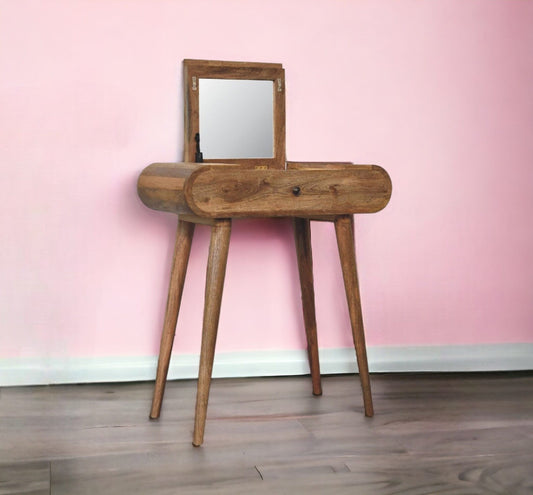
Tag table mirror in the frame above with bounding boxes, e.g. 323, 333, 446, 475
183, 59, 286, 169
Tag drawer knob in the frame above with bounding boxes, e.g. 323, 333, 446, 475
292, 186, 301, 196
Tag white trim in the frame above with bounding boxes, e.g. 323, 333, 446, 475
1, 343, 532, 387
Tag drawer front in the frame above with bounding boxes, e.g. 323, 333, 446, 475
185, 165, 392, 218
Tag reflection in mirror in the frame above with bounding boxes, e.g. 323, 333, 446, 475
199, 79, 274, 159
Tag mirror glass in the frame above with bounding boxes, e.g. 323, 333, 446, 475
199, 79, 274, 159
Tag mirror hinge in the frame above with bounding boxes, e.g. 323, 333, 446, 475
277, 78, 282, 92
192, 76, 197, 91
194, 133, 203, 163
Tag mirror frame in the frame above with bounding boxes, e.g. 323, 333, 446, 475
183, 59, 286, 169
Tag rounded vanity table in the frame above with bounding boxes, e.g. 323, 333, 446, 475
137, 59, 392, 446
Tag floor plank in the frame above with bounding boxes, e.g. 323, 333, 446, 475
0, 373, 532, 494
0, 461, 50, 495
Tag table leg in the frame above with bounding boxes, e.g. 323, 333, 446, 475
150, 219, 195, 419
193, 218, 232, 446
334, 215, 374, 417
293, 218, 322, 396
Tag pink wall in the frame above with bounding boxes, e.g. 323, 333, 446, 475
1, 0, 532, 360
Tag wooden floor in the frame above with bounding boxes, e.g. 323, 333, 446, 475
0, 372, 532, 494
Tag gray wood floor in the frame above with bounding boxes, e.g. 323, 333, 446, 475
0, 372, 532, 494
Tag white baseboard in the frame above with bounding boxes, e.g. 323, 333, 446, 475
1, 343, 532, 387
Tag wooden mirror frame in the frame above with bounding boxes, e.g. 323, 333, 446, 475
183, 59, 286, 170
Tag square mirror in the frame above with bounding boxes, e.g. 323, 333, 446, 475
199, 78, 274, 159
183, 59, 286, 169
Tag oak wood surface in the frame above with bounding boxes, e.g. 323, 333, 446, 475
1, 373, 532, 494
335, 215, 374, 417
183, 59, 286, 170
193, 219, 232, 446
150, 219, 195, 419
287, 161, 358, 170
137, 162, 232, 215
138, 163, 392, 218
293, 218, 322, 396
183, 59, 283, 70
185, 165, 392, 218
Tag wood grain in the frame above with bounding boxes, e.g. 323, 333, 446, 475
183, 59, 286, 170
1, 373, 532, 494
335, 215, 374, 417
185, 165, 392, 217
193, 219, 232, 446
138, 163, 392, 218
293, 218, 322, 396
0, 461, 49, 495
137, 162, 236, 215
150, 219, 195, 419
287, 161, 358, 170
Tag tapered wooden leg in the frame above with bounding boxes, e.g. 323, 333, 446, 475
293, 218, 322, 396
334, 215, 374, 417
193, 219, 232, 446
150, 219, 195, 419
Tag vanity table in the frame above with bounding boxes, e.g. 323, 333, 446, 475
137, 59, 392, 446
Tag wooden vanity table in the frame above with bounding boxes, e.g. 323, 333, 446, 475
137, 59, 392, 446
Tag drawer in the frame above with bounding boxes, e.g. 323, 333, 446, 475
185, 165, 392, 218
137, 162, 392, 218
